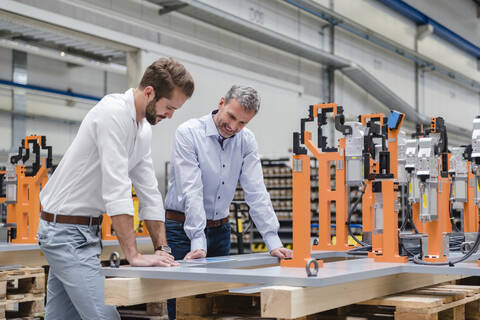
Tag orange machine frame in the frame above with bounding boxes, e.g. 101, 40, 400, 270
6, 135, 50, 244
306, 103, 353, 251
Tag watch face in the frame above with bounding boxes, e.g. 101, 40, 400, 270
162, 245, 172, 254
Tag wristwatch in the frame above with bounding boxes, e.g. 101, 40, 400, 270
155, 245, 172, 254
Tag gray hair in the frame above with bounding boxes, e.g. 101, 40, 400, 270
224, 85, 260, 113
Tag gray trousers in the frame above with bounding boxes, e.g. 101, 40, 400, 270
38, 219, 120, 320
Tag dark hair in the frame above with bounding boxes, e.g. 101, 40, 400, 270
139, 58, 194, 100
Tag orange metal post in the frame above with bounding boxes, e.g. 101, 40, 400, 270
374, 180, 408, 263
282, 154, 320, 267
423, 176, 449, 263
465, 162, 478, 233
438, 176, 452, 233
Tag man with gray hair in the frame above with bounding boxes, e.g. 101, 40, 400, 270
164, 85, 292, 319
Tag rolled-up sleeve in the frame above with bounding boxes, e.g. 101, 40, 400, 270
95, 110, 134, 216
171, 127, 208, 252
130, 147, 165, 221
239, 133, 282, 251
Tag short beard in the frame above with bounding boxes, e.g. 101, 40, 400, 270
145, 100, 157, 125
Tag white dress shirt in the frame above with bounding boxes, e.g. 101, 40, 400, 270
40, 88, 165, 221
165, 111, 282, 252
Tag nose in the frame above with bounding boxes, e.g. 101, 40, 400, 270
167, 109, 174, 119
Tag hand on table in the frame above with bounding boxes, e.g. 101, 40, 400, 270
183, 249, 207, 260
129, 253, 179, 267
270, 247, 293, 259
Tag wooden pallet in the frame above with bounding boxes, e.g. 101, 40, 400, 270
176, 291, 326, 320
175, 283, 480, 320
0, 267, 45, 319
118, 302, 167, 320
323, 284, 480, 320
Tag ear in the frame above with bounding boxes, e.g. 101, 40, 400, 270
218, 97, 225, 109
144, 86, 155, 100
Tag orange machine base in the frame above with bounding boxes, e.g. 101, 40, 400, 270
478, 260, 480, 267
373, 254, 408, 263
312, 244, 355, 252
368, 251, 382, 258
424, 256, 448, 263
281, 257, 323, 268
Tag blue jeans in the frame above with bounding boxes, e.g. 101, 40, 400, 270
37, 219, 120, 320
166, 219, 231, 320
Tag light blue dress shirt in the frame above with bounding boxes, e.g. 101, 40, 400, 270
165, 111, 282, 253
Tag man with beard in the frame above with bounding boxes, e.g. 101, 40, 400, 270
164, 85, 292, 319
37, 58, 194, 320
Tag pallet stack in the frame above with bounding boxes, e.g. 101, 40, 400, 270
0, 267, 45, 320
175, 282, 480, 320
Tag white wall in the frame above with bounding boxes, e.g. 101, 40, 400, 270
0, 46, 126, 155
141, 50, 317, 192
1, 0, 479, 175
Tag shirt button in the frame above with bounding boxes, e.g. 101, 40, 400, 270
222, 164, 225, 168
218, 196, 221, 199
222, 181, 225, 184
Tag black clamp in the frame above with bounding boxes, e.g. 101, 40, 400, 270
110, 251, 120, 268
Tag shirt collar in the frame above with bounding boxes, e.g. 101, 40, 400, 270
205, 110, 220, 137
125, 88, 137, 122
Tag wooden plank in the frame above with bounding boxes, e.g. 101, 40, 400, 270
438, 284, 480, 295
260, 273, 462, 319
0, 281, 5, 300
6, 295, 45, 308
409, 289, 466, 301
395, 311, 438, 320
105, 278, 248, 306
362, 294, 447, 308
397, 292, 480, 314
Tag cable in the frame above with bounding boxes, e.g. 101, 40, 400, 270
347, 182, 368, 247
413, 208, 480, 266
347, 245, 372, 256
400, 182, 419, 233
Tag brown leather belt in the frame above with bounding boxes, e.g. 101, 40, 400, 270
41, 211, 103, 226
166, 210, 229, 228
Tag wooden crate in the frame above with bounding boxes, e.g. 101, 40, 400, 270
0, 267, 45, 319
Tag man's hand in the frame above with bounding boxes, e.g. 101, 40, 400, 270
184, 249, 206, 260
154, 249, 175, 260
130, 252, 179, 267
111, 214, 179, 267
270, 247, 293, 259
